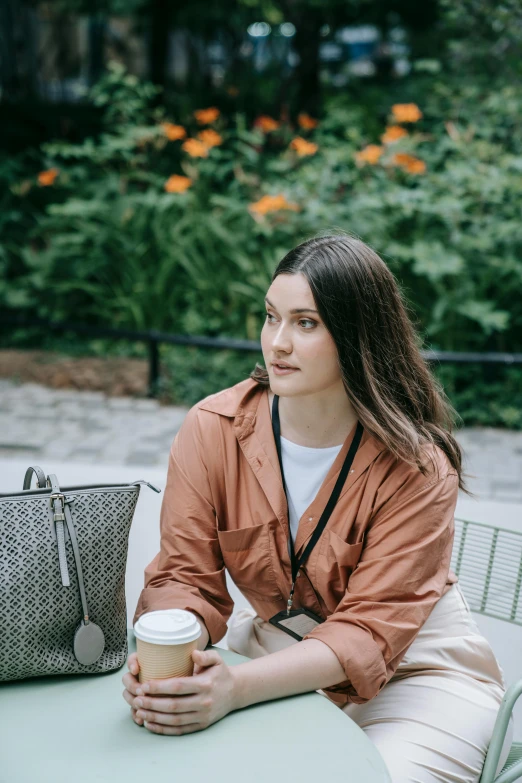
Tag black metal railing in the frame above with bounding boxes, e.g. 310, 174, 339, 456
2, 316, 522, 398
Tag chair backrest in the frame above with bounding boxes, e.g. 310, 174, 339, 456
452, 518, 522, 627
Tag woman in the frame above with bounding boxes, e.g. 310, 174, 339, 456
123, 235, 513, 782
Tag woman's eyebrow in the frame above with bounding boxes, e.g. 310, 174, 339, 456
264, 297, 318, 314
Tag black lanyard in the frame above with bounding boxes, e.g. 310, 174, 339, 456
272, 394, 364, 614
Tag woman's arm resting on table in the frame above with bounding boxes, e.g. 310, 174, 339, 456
231, 637, 346, 709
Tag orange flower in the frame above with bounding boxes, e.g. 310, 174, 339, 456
161, 122, 187, 141
197, 129, 223, 148
297, 112, 319, 130
391, 103, 423, 123
254, 115, 280, 132
194, 107, 220, 125
354, 145, 383, 165
392, 153, 427, 174
381, 125, 408, 144
182, 138, 209, 158
164, 175, 192, 193
37, 168, 59, 186
290, 137, 318, 157
249, 194, 299, 216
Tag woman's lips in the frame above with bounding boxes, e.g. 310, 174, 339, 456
272, 364, 299, 376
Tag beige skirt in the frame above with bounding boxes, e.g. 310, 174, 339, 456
227, 583, 514, 783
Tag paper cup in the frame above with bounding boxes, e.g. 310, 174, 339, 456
134, 610, 202, 683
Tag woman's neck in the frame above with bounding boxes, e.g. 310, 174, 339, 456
268, 386, 358, 448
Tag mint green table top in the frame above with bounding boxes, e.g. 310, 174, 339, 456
0, 632, 391, 783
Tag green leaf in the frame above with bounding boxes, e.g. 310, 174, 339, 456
456, 300, 510, 333
411, 242, 465, 281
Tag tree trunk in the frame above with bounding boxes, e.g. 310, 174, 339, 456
288, 8, 323, 116
148, 0, 170, 93
0, 0, 20, 99
88, 15, 106, 87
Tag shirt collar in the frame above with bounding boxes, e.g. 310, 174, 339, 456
200, 379, 386, 554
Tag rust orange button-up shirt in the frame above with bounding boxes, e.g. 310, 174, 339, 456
134, 378, 459, 705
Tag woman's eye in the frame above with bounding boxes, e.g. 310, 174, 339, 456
265, 312, 316, 329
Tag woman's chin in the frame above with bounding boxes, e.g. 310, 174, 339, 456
269, 375, 303, 394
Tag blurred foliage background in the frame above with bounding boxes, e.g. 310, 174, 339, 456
1, 0, 521, 424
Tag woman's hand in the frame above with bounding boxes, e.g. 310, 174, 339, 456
122, 649, 240, 735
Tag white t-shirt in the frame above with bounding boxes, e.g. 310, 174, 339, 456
280, 436, 343, 544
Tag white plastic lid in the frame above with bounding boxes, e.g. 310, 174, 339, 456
134, 609, 202, 645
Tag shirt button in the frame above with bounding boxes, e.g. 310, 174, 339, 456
308, 517, 313, 522
350, 469, 354, 473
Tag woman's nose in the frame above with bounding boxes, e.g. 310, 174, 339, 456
271, 322, 293, 353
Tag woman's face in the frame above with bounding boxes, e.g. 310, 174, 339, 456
261, 272, 343, 398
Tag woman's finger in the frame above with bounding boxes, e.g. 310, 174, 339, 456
134, 693, 204, 715
123, 688, 136, 708
137, 708, 201, 727
122, 671, 141, 695
139, 675, 206, 697
131, 707, 144, 726
127, 653, 140, 677
143, 719, 204, 735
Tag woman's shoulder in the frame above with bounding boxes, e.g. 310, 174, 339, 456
171, 379, 263, 467
179, 377, 263, 435
368, 435, 458, 515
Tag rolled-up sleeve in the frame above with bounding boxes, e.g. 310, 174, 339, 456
304, 466, 459, 704
133, 406, 233, 644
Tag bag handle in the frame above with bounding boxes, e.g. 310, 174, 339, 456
23, 466, 47, 490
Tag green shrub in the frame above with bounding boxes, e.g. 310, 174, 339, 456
161, 345, 262, 407
433, 364, 522, 429
1, 62, 521, 426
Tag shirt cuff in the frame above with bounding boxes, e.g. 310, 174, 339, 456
304, 620, 387, 703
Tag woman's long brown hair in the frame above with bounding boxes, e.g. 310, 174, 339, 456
251, 234, 470, 493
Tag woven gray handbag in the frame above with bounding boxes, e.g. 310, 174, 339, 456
0, 465, 160, 682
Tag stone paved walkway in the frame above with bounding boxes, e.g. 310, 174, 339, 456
1, 379, 521, 502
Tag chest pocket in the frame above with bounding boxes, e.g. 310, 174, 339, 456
217, 523, 283, 602
317, 529, 364, 604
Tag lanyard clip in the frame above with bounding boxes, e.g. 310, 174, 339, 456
286, 582, 296, 616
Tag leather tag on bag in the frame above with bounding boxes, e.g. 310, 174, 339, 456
73, 621, 105, 665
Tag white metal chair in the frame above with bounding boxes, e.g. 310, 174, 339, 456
452, 517, 522, 783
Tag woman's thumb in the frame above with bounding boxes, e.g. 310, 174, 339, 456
192, 649, 220, 674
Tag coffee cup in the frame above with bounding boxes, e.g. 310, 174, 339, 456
133, 609, 202, 683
